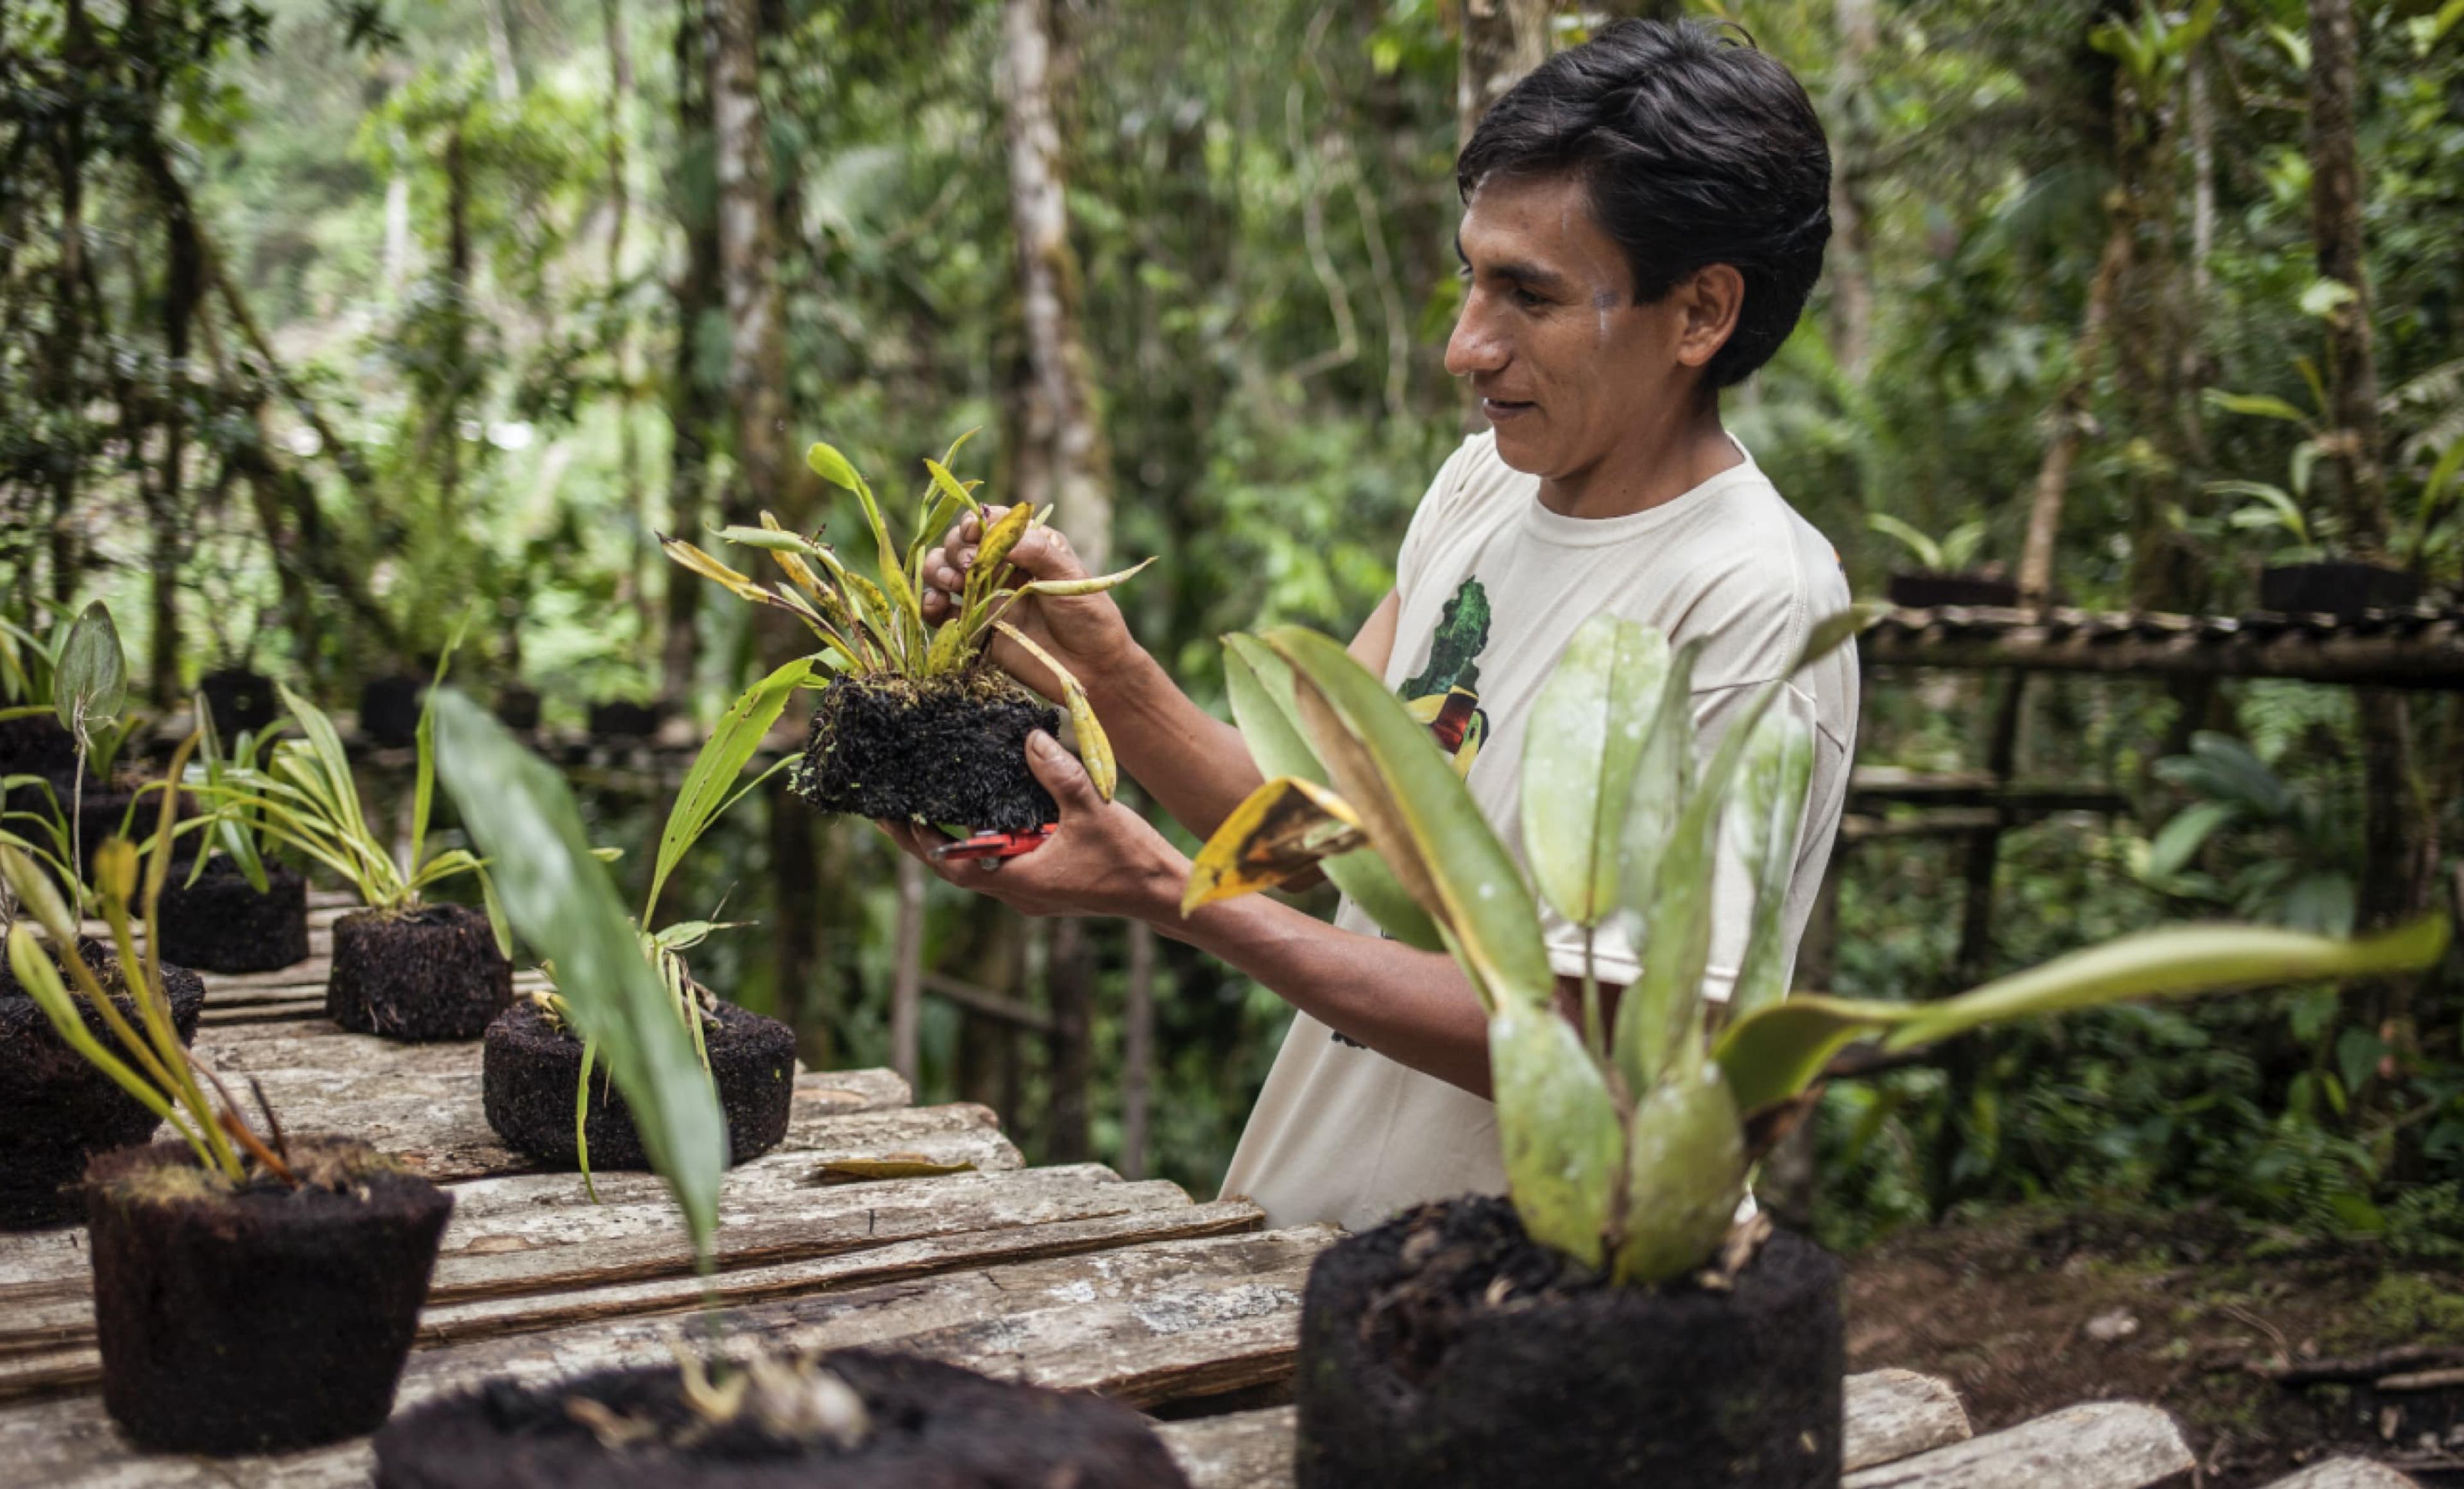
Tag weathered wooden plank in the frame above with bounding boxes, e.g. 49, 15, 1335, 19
1843, 1401, 2192, 1489
2261, 1459, 2424, 1489
0, 1223, 1333, 1486
0, 1164, 1186, 1354
1154, 1368, 1974, 1489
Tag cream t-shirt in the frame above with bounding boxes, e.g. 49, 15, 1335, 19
1217, 429, 1858, 1234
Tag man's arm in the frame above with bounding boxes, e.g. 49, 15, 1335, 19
920, 511, 1401, 843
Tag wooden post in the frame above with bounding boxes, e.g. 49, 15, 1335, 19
1122, 918, 1156, 1180
1044, 918, 1093, 1163
1929, 671, 2027, 1216
891, 854, 926, 1087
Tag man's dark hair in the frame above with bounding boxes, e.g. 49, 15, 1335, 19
1456, 19, 1831, 388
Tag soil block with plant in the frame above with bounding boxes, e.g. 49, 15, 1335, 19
329, 902, 512, 1040
87, 1137, 452, 1454
2257, 558, 2422, 617
371, 1347, 1189, 1489
662, 435, 1149, 835
0, 949, 205, 1228
483, 996, 794, 1168
156, 856, 311, 974
361, 673, 427, 748
1184, 616, 2453, 1489
495, 685, 543, 732
588, 698, 665, 738
199, 666, 279, 738
0, 711, 80, 779
1295, 1194, 1839, 1487
1868, 513, 2018, 608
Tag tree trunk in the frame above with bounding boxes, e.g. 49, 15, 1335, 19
149, 177, 203, 703
482, 0, 523, 104
891, 854, 926, 1085
1121, 918, 1156, 1180
998, 0, 1112, 567
1044, 917, 1093, 1163
440, 123, 472, 521
2015, 212, 2130, 603
603, 0, 649, 658
1457, 0, 1554, 151
662, 0, 723, 703
1827, 0, 1877, 377
43, 0, 93, 607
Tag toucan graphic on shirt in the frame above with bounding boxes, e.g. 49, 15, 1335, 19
1396, 576, 1493, 776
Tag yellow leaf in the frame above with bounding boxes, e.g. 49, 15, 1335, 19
812, 1157, 977, 1185
1183, 776, 1365, 915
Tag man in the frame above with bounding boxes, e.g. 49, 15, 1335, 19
882, 19, 1856, 1234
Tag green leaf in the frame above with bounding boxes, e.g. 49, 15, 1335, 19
803, 440, 864, 493
1864, 511, 1944, 571
1491, 1002, 1623, 1270
1266, 626, 1553, 1008
1614, 638, 1702, 945
1711, 993, 1929, 1114
1521, 615, 1667, 929
432, 691, 730, 1265
55, 602, 126, 743
2205, 390, 2313, 426
647, 658, 810, 922
2146, 800, 2237, 879
409, 619, 468, 878
1610, 1068, 1747, 1285
1221, 636, 1442, 952
1725, 709, 1816, 1021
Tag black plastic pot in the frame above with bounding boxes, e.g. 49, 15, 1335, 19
483, 998, 795, 1169
0, 951, 206, 1228
85, 1137, 452, 1454
328, 903, 511, 1042
793, 673, 1063, 834
371, 1347, 1190, 1488
157, 858, 312, 974
1884, 570, 2020, 609
0, 712, 80, 780
1294, 1194, 1843, 1488
361, 674, 427, 748
2257, 560, 2422, 618
586, 698, 665, 738
200, 667, 280, 739
495, 685, 543, 733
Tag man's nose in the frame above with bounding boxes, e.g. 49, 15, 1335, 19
1444, 295, 1507, 380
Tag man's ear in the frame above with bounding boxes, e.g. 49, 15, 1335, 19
1672, 264, 1745, 372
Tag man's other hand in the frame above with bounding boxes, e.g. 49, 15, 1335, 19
918, 508, 1137, 703
877, 730, 1186, 923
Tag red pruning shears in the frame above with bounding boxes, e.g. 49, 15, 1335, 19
929, 824, 1057, 864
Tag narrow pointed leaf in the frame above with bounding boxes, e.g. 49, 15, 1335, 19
1711, 993, 1929, 1115
993, 623, 1115, 800
647, 658, 810, 922
1491, 1002, 1623, 1270
1222, 637, 1442, 952
432, 691, 729, 1266
1183, 775, 1366, 914
1524, 615, 1667, 927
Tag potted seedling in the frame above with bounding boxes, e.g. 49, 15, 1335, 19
206, 647, 513, 1040
484, 662, 807, 1176
152, 699, 313, 975
1183, 616, 2449, 1487
0, 603, 81, 780
361, 669, 431, 750
586, 695, 667, 739
2207, 379, 2428, 617
373, 692, 1188, 1487
663, 435, 1149, 836
1869, 512, 2015, 608
3, 755, 452, 1453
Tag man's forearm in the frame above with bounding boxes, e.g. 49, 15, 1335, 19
1085, 643, 1269, 843
1153, 891, 1495, 1099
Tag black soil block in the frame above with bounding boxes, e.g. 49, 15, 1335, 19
483, 998, 795, 1169
0, 712, 80, 780
157, 858, 312, 974
1885, 570, 2021, 608
361, 674, 427, 748
329, 904, 512, 1041
371, 1347, 1191, 1488
588, 698, 665, 737
792, 673, 1062, 834
0, 952, 205, 1228
85, 1138, 452, 1454
495, 685, 543, 732
200, 667, 280, 738
2258, 560, 2422, 617
1294, 1194, 1843, 1488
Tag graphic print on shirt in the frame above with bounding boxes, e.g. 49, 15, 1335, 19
1329, 575, 1496, 1053
1395, 576, 1493, 777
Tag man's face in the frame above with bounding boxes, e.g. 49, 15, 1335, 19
1444, 174, 1708, 480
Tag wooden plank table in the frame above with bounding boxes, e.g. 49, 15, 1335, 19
3, 913, 2424, 1488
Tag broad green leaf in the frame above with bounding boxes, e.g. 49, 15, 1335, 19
1183, 775, 1365, 913
1267, 626, 1554, 1008
1222, 637, 1442, 952
1711, 992, 1929, 1114
2146, 800, 2239, 879
1864, 511, 1944, 572
1491, 1002, 1623, 1270
1725, 710, 1816, 1021
1887, 917, 2451, 1051
1615, 639, 1702, 936
647, 658, 810, 922
55, 602, 126, 743
1611, 1067, 1747, 1286
1522, 615, 1667, 929
432, 691, 730, 1266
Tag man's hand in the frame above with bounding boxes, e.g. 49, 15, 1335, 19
919, 508, 1136, 703
877, 730, 1188, 922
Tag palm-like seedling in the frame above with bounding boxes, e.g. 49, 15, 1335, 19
1186, 615, 2450, 1284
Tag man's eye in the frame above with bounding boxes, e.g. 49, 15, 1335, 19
1512, 286, 1548, 309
